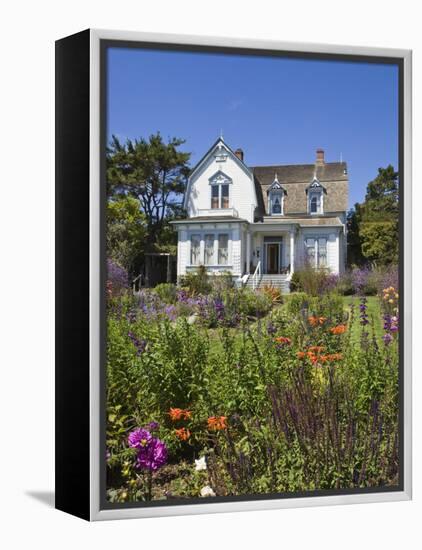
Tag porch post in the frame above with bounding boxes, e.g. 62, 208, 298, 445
246, 231, 251, 274
290, 230, 295, 275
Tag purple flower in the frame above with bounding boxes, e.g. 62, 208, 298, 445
147, 421, 160, 432
383, 333, 393, 346
266, 321, 277, 335
107, 259, 129, 294
351, 268, 370, 295
135, 437, 168, 471
214, 297, 225, 320
128, 428, 152, 449
164, 305, 177, 321
128, 331, 147, 356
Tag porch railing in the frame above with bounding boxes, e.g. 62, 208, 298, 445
252, 261, 261, 290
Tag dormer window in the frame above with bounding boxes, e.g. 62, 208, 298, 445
210, 171, 231, 209
267, 174, 285, 216
309, 191, 322, 214
307, 178, 325, 215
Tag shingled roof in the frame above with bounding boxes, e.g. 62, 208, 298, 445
251, 162, 348, 218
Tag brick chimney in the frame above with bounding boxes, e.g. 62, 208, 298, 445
316, 148, 325, 166
234, 148, 244, 162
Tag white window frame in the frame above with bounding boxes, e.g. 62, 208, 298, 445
305, 236, 328, 268
269, 191, 284, 216
209, 172, 232, 210
188, 230, 232, 267
308, 190, 323, 215
190, 234, 201, 266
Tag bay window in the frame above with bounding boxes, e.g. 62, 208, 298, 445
218, 234, 229, 265
305, 237, 328, 268
189, 232, 230, 265
190, 234, 201, 265
204, 234, 215, 265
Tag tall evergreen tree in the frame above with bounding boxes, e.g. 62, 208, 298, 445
107, 133, 191, 252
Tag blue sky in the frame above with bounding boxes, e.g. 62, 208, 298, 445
107, 47, 399, 208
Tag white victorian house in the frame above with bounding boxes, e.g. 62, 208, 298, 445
171, 138, 348, 290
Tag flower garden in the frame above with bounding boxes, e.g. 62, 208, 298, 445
106, 262, 399, 503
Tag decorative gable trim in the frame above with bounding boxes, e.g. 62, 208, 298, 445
267, 174, 287, 194
209, 170, 232, 186
306, 177, 327, 194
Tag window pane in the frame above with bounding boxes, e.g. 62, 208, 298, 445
221, 184, 229, 208
310, 195, 318, 213
204, 234, 214, 265
272, 195, 281, 214
211, 185, 219, 209
218, 234, 228, 265
190, 234, 201, 265
318, 238, 327, 267
305, 238, 315, 266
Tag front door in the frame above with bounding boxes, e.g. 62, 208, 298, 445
267, 243, 279, 274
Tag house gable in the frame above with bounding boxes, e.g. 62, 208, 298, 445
184, 138, 257, 223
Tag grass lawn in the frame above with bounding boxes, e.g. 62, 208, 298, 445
342, 295, 383, 344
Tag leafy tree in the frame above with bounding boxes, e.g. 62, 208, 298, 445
106, 196, 147, 273
107, 133, 190, 252
364, 165, 399, 218
359, 221, 398, 265
346, 204, 363, 266
353, 165, 399, 266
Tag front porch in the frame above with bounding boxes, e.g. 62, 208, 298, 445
243, 227, 296, 278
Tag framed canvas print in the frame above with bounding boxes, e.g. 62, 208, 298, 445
55, 29, 412, 521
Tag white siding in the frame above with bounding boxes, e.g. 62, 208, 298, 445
185, 141, 257, 223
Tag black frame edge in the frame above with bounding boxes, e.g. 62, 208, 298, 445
55, 28, 91, 521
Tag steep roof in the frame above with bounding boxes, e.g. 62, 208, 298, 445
251, 162, 348, 218
251, 162, 347, 184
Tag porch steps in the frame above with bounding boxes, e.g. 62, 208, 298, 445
244, 274, 290, 294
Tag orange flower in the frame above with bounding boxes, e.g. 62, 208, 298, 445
330, 324, 347, 335
174, 428, 191, 441
274, 336, 292, 345
169, 408, 192, 421
308, 316, 327, 327
327, 353, 343, 362
318, 354, 329, 363
296, 351, 306, 359
307, 351, 318, 364
169, 407, 184, 421
309, 345, 325, 353
207, 416, 228, 431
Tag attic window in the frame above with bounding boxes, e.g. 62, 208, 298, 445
307, 178, 324, 215
210, 171, 231, 209
268, 175, 284, 216
270, 192, 283, 215
309, 191, 323, 214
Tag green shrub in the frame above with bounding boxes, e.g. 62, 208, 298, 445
210, 271, 235, 293
289, 266, 337, 296
285, 292, 311, 315
238, 289, 273, 318
179, 265, 212, 295
154, 283, 177, 304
